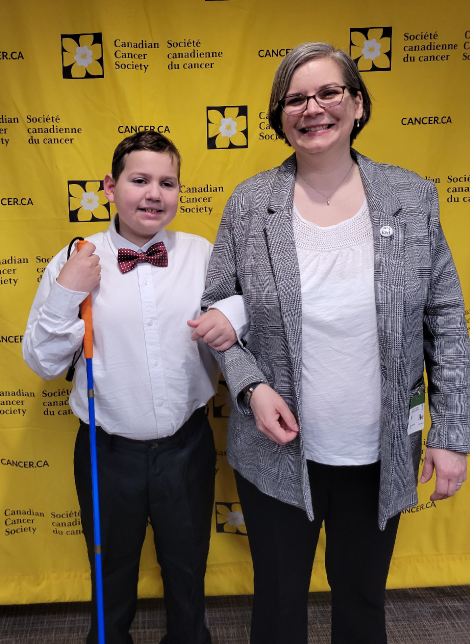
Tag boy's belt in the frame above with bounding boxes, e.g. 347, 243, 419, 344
79, 406, 206, 455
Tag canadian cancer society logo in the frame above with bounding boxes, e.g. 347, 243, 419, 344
68, 181, 110, 223
207, 106, 248, 149
350, 27, 392, 71
61, 33, 104, 79
215, 502, 247, 535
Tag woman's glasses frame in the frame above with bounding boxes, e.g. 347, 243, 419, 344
279, 85, 348, 115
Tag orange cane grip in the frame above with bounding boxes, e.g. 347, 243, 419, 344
76, 240, 94, 359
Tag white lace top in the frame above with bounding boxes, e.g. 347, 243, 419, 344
293, 200, 381, 465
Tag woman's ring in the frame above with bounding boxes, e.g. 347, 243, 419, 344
457, 482, 463, 487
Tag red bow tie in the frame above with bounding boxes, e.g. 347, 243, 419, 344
117, 242, 168, 274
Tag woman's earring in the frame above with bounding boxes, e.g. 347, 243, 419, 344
356, 119, 360, 128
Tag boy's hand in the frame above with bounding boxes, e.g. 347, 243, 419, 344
187, 309, 237, 351
56, 242, 101, 293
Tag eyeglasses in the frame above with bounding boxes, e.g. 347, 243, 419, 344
279, 86, 347, 115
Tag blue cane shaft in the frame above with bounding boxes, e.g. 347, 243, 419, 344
86, 357, 105, 643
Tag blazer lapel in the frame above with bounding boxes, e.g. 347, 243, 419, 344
356, 152, 406, 402
263, 156, 303, 410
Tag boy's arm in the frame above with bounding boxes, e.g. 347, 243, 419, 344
188, 294, 249, 351
23, 267, 87, 379
23, 243, 100, 379
209, 295, 249, 342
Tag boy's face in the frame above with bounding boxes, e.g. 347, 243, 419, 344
104, 150, 180, 247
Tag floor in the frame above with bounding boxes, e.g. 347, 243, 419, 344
1, 586, 469, 643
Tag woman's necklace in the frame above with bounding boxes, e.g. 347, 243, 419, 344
297, 161, 355, 206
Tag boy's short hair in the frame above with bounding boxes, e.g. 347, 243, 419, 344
112, 131, 182, 181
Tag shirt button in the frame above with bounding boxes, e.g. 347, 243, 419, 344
153, 360, 159, 367
156, 401, 163, 407
147, 319, 153, 326
143, 280, 149, 286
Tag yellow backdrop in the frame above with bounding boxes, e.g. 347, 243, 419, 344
1, 0, 469, 604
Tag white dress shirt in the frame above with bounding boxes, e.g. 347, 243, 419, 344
23, 217, 248, 439
293, 201, 382, 465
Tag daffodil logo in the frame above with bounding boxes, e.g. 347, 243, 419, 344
61, 33, 104, 79
207, 106, 248, 150
350, 27, 392, 72
68, 181, 110, 223
215, 502, 247, 535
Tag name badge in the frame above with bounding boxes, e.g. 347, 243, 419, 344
407, 387, 425, 435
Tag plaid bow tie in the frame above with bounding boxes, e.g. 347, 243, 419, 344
117, 242, 168, 274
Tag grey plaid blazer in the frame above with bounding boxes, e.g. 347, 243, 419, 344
202, 151, 470, 529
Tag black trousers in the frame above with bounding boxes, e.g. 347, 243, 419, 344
74, 407, 215, 644
235, 460, 400, 644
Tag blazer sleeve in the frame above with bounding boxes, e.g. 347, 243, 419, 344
423, 182, 470, 453
201, 188, 268, 412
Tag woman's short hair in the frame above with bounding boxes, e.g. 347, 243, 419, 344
268, 42, 372, 146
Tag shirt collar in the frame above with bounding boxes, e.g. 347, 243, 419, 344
108, 214, 169, 254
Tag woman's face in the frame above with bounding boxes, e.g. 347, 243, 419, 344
280, 57, 363, 159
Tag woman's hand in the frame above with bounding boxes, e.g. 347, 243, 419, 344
420, 447, 467, 500
188, 309, 237, 351
56, 242, 101, 293
249, 384, 299, 445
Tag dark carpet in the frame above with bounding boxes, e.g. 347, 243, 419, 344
0, 586, 469, 643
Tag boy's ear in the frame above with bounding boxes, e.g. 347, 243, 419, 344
103, 173, 116, 203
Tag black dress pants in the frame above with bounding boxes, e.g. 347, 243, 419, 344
235, 460, 400, 644
74, 407, 215, 644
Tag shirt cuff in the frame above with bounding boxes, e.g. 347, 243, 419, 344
43, 280, 89, 319
209, 295, 249, 344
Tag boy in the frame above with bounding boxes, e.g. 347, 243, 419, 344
23, 131, 247, 644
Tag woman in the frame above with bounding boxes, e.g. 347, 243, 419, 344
200, 43, 469, 643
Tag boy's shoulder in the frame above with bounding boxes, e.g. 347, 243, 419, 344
84, 229, 109, 249
166, 229, 213, 254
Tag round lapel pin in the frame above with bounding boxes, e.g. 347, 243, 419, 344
380, 225, 393, 237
